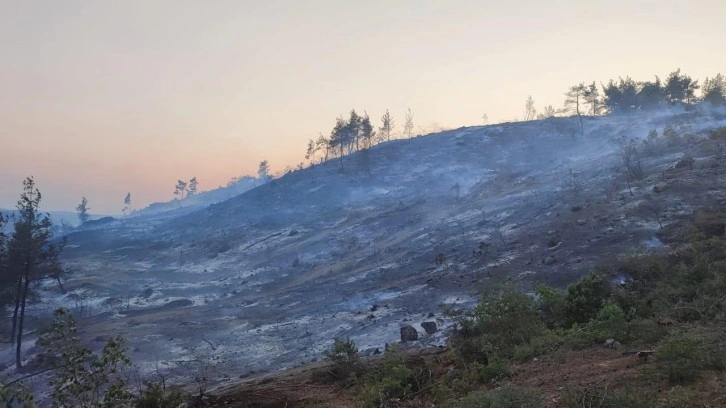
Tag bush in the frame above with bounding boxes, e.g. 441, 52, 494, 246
378, 364, 412, 399
534, 285, 567, 328
39, 308, 133, 407
475, 289, 545, 353
135, 381, 186, 408
656, 334, 705, 384
512, 330, 564, 362
0, 382, 35, 408
565, 272, 611, 326
323, 337, 361, 381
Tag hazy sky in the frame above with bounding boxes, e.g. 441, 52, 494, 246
1, 0, 724, 214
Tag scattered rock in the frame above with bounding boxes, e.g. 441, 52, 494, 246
547, 238, 560, 248
570, 205, 582, 212
427, 312, 435, 318
370, 304, 378, 312
400, 325, 419, 342
674, 157, 695, 169
543, 256, 557, 265
653, 182, 670, 193
421, 321, 438, 334
163, 299, 193, 309
576, 219, 586, 226
604, 338, 621, 350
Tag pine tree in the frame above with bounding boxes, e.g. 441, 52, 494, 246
403, 108, 414, 138
379, 109, 395, 142
524, 96, 536, 120
360, 111, 375, 149
702, 74, 726, 105
188, 177, 198, 196
583, 82, 601, 115
173, 180, 187, 199
75, 197, 90, 224
7, 177, 64, 368
122, 193, 131, 216
258, 160, 270, 180
665, 68, 699, 104
565, 83, 586, 136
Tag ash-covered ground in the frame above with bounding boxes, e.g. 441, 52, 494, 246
4, 107, 726, 398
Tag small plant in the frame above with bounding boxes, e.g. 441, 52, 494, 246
0, 382, 36, 408
656, 334, 705, 384
39, 307, 133, 408
323, 337, 361, 382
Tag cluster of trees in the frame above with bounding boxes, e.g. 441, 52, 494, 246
173, 177, 198, 200
0, 177, 65, 370
304, 108, 415, 169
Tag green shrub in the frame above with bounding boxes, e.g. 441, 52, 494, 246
378, 364, 412, 399
475, 289, 545, 353
134, 381, 186, 408
512, 330, 564, 362
656, 334, 705, 384
0, 382, 35, 408
323, 336, 361, 381
534, 285, 567, 328
39, 308, 133, 408
565, 272, 611, 326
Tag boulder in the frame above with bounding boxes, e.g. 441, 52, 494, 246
653, 182, 670, 193
674, 157, 695, 169
576, 219, 586, 226
400, 325, 419, 342
543, 256, 557, 265
604, 338, 622, 350
421, 321, 438, 334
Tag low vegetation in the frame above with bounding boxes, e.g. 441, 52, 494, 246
288, 215, 726, 407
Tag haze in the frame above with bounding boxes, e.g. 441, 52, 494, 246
1, 0, 724, 213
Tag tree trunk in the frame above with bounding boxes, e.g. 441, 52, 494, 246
16, 276, 30, 369
10, 276, 22, 344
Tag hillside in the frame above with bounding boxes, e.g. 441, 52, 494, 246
3, 106, 726, 404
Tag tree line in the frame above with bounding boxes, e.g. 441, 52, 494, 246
304, 108, 415, 170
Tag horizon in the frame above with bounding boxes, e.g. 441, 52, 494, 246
2, 0, 725, 213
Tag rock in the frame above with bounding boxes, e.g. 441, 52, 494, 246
427, 312, 435, 318
570, 205, 582, 212
576, 219, 586, 226
604, 339, 622, 350
543, 256, 557, 265
400, 325, 419, 342
421, 321, 438, 334
674, 157, 695, 169
653, 182, 670, 193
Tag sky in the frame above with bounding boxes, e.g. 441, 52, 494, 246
1, 0, 725, 214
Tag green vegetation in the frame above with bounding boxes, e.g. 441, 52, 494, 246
306, 216, 726, 406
